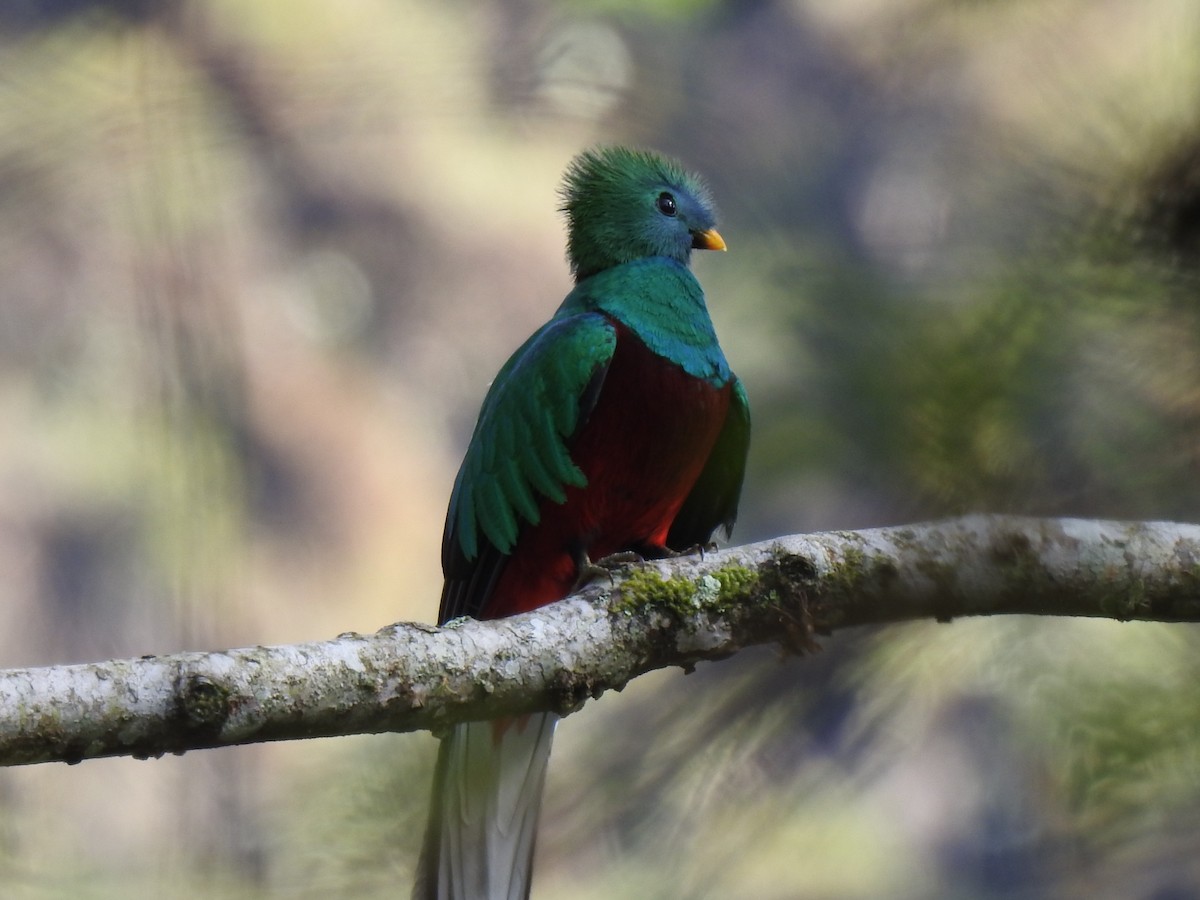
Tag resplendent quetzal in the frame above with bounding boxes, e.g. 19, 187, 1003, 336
415, 146, 750, 900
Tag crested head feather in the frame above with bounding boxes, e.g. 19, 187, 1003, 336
560, 146, 719, 281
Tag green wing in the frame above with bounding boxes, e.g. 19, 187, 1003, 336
667, 377, 750, 549
443, 311, 618, 569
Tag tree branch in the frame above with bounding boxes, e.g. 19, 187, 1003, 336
3, 515, 1199, 768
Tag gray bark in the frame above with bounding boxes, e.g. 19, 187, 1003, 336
3, 515, 1199, 768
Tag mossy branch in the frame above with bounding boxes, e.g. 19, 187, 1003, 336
2, 515, 1199, 768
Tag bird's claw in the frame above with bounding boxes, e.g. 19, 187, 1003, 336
572, 550, 642, 592
570, 542, 717, 593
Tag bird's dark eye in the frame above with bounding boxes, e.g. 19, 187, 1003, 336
656, 192, 677, 217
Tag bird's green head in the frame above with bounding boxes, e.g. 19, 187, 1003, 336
560, 146, 725, 281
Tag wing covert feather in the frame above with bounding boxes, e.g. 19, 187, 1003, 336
439, 312, 617, 622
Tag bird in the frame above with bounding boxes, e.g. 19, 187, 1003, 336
414, 146, 750, 900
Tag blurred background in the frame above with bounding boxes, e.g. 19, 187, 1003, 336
0, 0, 1199, 897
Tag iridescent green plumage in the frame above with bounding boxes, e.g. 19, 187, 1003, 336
447, 313, 615, 560
562, 146, 721, 279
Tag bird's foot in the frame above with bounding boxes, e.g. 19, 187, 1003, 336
569, 543, 716, 593
571, 550, 642, 592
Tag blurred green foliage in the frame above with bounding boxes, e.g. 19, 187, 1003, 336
0, 0, 1199, 897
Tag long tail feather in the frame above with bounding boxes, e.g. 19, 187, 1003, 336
414, 714, 557, 900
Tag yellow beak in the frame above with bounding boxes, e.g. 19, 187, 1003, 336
691, 228, 727, 252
